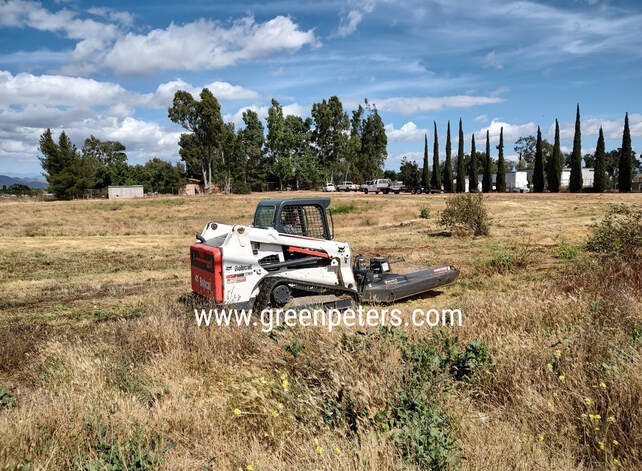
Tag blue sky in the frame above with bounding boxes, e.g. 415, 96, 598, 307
0, 0, 640, 177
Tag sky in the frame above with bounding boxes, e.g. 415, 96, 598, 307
0, 0, 641, 178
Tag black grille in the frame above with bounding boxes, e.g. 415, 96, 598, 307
279, 205, 325, 239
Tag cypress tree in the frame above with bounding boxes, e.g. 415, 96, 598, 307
431, 121, 441, 190
443, 121, 453, 192
496, 127, 506, 192
422, 133, 430, 189
456, 118, 465, 192
593, 127, 606, 192
469, 133, 478, 192
533, 126, 545, 192
547, 120, 563, 192
618, 112, 632, 192
569, 104, 583, 192
482, 129, 492, 192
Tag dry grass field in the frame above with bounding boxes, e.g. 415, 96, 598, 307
0, 191, 640, 470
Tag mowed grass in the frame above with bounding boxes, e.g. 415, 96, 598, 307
0, 191, 640, 470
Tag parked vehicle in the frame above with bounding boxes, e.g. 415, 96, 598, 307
362, 179, 403, 194
322, 182, 336, 192
336, 181, 358, 192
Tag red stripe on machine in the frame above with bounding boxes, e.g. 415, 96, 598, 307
287, 246, 330, 258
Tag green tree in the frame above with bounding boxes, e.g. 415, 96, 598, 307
569, 104, 583, 192
168, 88, 223, 190
431, 122, 441, 190
422, 133, 430, 188
266, 99, 292, 189
284, 115, 319, 190
443, 121, 454, 192
618, 112, 632, 192
240, 110, 266, 190
81, 136, 128, 188
532, 127, 544, 192
468, 133, 478, 192
400, 156, 421, 188
456, 119, 465, 192
356, 100, 387, 180
311, 96, 349, 182
593, 127, 606, 192
482, 130, 492, 192
39, 130, 94, 199
496, 127, 506, 192
344, 105, 364, 182
547, 120, 563, 192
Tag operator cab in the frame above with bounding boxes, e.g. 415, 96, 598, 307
253, 198, 333, 240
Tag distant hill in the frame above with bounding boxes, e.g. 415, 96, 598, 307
0, 175, 48, 189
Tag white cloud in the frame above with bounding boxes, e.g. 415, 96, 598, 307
474, 119, 538, 142
553, 114, 642, 140
144, 79, 259, 108
0, 71, 134, 107
372, 95, 504, 115
104, 16, 318, 75
0, 71, 258, 110
388, 151, 423, 166
335, 0, 375, 37
0, 2, 317, 76
474, 114, 488, 122
481, 50, 503, 69
223, 102, 306, 127
385, 122, 427, 142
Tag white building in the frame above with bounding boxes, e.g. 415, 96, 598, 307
560, 168, 594, 189
476, 170, 530, 192
108, 185, 144, 199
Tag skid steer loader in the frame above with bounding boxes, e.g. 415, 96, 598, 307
190, 198, 458, 311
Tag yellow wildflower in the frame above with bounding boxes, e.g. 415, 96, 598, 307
259, 376, 266, 384
594, 426, 600, 431
607, 416, 615, 423
580, 413, 587, 419
599, 381, 606, 389
589, 414, 601, 421
584, 397, 591, 406
277, 403, 284, 409
598, 441, 605, 450
280, 372, 287, 380
316, 446, 323, 455
558, 375, 565, 382
554, 349, 562, 358
538, 435, 544, 442
334, 447, 340, 456
282, 379, 289, 389
553, 392, 558, 398
613, 458, 621, 466
612, 439, 619, 446
546, 363, 553, 371
233, 408, 241, 416
247, 465, 253, 471
547, 401, 554, 410
271, 410, 278, 417
313, 438, 319, 445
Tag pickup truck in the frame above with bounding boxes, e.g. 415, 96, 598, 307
362, 179, 403, 194
336, 181, 358, 192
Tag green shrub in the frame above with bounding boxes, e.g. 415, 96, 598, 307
554, 241, 579, 260
420, 206, 430, 219
488, 252, 514, 273
0, 386, 16, 408
77, 421, 171, 471
283, 339, 304, 358
585, 204, 641, 259
231, 181, 252, 194
331, 203, 356, 215
439, 193, 490, 236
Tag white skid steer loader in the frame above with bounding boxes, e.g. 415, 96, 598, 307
190, 198, 458, 311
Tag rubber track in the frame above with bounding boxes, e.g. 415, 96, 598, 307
252, 276, 358, 312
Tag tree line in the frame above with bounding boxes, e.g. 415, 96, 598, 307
38, 130, 186, 199
168, 89, 388, 192
394, 106, 638, 193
